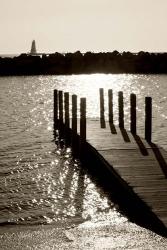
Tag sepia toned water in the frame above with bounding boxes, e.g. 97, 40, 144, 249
0, 74, 167, 247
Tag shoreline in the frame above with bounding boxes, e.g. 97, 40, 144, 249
0, 216, 167, 249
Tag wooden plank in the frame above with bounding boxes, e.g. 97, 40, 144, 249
68, 118, 167, 230
85, 119, 167, 229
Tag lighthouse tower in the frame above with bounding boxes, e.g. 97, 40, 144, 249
30, 40, 37, 55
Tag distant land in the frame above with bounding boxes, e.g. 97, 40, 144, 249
1, 51, 167, 75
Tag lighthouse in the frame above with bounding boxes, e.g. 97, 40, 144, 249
30, 40, 37, 55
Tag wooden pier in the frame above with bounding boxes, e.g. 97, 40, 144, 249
53, 88, 167, 237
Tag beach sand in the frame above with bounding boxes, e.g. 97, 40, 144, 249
1, 217, 167, 250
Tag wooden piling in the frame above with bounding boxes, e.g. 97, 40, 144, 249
99, 88, 105, 120
80, 98, 86, 141
54, 89, 58, 129
72, 94, 78, 156
145, 97, 152, 142
130, 93, 137, 134
118, 91, 124, 128
58, 90, 63, 126
108, 89, 113, 123
64, 92, 70, 144
64, 92, 70, 128
80, 98, 86, 157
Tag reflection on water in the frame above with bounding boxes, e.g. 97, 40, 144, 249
0, 142, 114, 225
0, 74, 167, 228
1, 74, 167, 145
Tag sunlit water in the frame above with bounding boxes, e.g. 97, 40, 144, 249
0, 74, 167, 246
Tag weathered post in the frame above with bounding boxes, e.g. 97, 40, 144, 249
54, 89, 58, 129
99, 88, 105, 120
58, 90, 64, 138
108, 89, 113, 123
118, 91, 124, 128
130, 93, 137, 134
58, 90, 63, 126
64, 92, 70, 144
72, 94, 78, 156
145, 97, 152, 142
80, 98, 86, 157
64, 92, 70, 128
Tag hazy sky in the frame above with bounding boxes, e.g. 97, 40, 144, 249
1, 0, 167, 53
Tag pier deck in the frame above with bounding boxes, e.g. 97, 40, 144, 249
54, 88, 167, 236
85, 119, 167, 229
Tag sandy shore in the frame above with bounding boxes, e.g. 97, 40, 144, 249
0, 217, 167, 250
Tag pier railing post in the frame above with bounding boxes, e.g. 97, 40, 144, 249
80, 98, 86, 157
145, 97, 152, 142
99, 88, 105, 120
72, 94, 78, 156
108, 89, 113, 123
64, 92, 70, 128
130, 93, 137, 134
64, 92, 70, 144
58, 91, 64, 137
54, 89, 58, 130
118, 91, 124, 128
58, 90, 63, 126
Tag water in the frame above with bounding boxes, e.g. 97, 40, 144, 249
0, 74, 167, 246
0, 54, 19, 58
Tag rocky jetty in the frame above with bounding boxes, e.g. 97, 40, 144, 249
1, 51, 167, 75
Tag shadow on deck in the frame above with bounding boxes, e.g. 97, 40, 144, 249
54, 127, 167, 238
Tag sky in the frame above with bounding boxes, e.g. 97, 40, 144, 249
1, 0, 167, 54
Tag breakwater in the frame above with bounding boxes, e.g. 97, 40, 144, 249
1, 51, 167, 75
